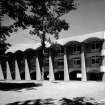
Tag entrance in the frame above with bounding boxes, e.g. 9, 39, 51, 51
69, 71, 81, 80
55, 71, 64, 80
87, 72, 103, 81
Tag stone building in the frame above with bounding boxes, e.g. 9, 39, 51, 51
0, 31, 105, 81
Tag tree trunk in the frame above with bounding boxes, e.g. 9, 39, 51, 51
41, 31, 45, 80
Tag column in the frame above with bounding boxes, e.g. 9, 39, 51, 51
101, 56, 105, 81
6, 61, 12, 80
0, 63, 4, 80
101, 40, 105, 81
64, 47, 69, 81
36, 56, 41, 80
81, 43, 87, 81
49, 48, 55, 81
25, 58, 31, 80
15, 60, 21, 80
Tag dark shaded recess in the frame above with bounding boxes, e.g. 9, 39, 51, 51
69, 71, 81, 81
87, 72, 103, 81
0, 82, 42, 91
55, 71, 64, 80
44, 72, 49, 80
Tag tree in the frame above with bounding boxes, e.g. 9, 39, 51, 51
0, 0, 77, 79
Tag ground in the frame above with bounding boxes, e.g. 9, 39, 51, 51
0, 81, 105, 105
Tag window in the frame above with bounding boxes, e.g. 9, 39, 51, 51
73, 57, 81, 65
91, 41, 101, 51
44, 49, 49, 57
55, 46, 64, 57
91, 56, 101, 65
71, 45, 81, 54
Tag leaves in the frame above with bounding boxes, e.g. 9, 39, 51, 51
0, 0, 77, 54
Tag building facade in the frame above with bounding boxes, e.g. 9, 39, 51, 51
0, 31, 105, 81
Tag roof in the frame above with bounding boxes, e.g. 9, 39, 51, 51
6, 31, 105, 53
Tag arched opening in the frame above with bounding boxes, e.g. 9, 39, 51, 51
87, 71, 103, 81
55, 71, 64, 80
69, 71, 81, 80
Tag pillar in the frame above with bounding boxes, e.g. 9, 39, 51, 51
49, 48, 55, 81
25, 58, 31, 80
0, 63, 4, 80
81, 43, 87, 81
101, 40, 105, 81
36, 56, 41, 80
15, 60, 21, 80
64, 47, 69, 81
6, 61, 12, 80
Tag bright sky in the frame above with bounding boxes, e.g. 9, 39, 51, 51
4, 0, 105, 45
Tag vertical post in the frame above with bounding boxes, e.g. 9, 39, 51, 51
36, 56, 41, 80
64, 47, 69, 81
101, 57, 105, 81
101, 40, 105, 81
25, 58, 31, 80
6, 61, 12, 80
49, 48, 55, 81
0, 63, 4, 80
81, 43, 87, 81
15, 60, 21, 80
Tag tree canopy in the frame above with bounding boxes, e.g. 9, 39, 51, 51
0, 0, 77, 42
0, 0, 77, 79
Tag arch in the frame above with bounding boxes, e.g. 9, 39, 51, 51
25, 48, 35, 54
83, 37, 103, 43
64, 41, 80, 46
54, 71, 64, 80
69, 70, 81, 81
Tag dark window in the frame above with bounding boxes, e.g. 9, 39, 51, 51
91, 56, 101, 65
91, 41, 101, 51
71, 45, 81, 54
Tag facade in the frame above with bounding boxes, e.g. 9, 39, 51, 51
0, 31, 105, 81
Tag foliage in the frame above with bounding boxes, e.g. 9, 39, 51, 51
0, 0, 77, 42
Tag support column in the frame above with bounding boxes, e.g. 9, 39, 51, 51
64, 47, 69, 81
6, 61, 12, 80
101, 40, 105, 81
25, 58, 31, 80
15, 60, 21, 80
49, 48, 55, 81
36, 56, 41, 80
0, 63, 4, 80
81, 43, 87, 81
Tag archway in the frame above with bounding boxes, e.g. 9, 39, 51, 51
69, 71, 81, 80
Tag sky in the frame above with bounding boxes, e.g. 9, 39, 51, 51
3, 0, 105, 45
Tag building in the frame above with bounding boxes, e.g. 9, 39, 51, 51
0, 31, 105, 81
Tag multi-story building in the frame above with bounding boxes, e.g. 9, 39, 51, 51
0, 31, 105, 81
